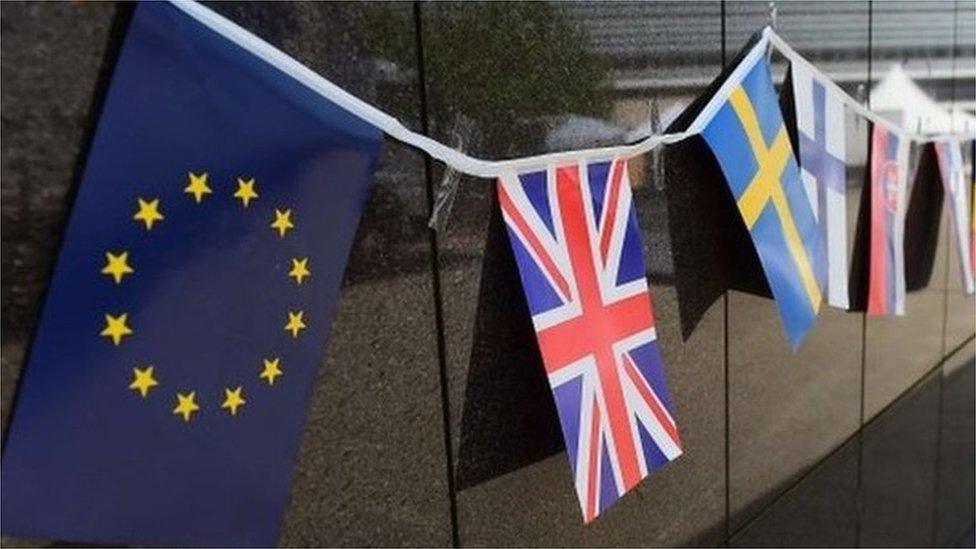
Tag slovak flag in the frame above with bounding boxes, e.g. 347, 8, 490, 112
497, 157, 681, 523
867, 124, 909, 316
791, 62, 849, 309
934, 139, 975, 294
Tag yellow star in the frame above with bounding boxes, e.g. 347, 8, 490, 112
270, 208, 294, 237
173, 391, 200, 422
284, 310, 306, 338
100, 313, 133, 346
288, 257, 311, 284
101, 251, 134, 284
221, 386, 246, 415
133, 198, 164, 230
260, 357, 283, 385
128, 366, 158, 398
234, 177, 258, 207
184, 172, 212, 203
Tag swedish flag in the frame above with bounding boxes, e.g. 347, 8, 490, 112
702, 54, 827, 349
1, 2, 380, 546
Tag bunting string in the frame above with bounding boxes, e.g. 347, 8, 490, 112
3, 2, 974, 542
173, 0, 974, 180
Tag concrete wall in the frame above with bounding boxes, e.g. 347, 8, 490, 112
1, 1, 973, 546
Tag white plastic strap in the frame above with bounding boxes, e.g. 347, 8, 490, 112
170, 1, 975, 180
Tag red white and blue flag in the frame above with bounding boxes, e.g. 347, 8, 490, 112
497, 157, 681, 523
934, 139, 975, 294
867, 125, 909, 316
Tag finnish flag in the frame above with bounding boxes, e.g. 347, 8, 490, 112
791, 62, 850, 309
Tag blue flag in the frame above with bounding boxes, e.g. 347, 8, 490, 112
701, 51, 826, 349
1, 2, 381, 546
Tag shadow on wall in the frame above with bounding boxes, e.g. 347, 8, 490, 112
659, 30, 772, 339
903, 143, 944, 292
662, 136, 767, 340
454, 199, 564, 491
849, 132, 946, 309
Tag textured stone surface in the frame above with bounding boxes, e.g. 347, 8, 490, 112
0, 0, 117, 428
935, 345, 976, 546
944, 214, 975, 351
724, 1, 869, 533
727, 293, 863, 531
860, 370, 941, 547
729, 438, 859, 548
2, 1, 973, 547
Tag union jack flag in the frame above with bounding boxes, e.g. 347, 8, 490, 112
497, 157, 682, 523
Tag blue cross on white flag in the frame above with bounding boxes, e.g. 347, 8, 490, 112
791, 62, 849, 309
935, 139, 975, 294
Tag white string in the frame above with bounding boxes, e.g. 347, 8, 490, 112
765, 30, 971, 144
171, 0, 974, 180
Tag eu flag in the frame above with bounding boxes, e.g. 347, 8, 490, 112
1, 2, 381, 546
701, 52, 827, 349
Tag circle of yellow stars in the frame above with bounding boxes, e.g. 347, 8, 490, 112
102, 171, 313, 423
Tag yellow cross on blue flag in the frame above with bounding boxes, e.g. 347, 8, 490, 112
1, 2, 381, 546
701, 39, 827, 349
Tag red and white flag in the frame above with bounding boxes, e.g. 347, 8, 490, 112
867, 125, 909, 316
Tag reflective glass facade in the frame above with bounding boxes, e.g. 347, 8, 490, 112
1, 1, 973, 546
